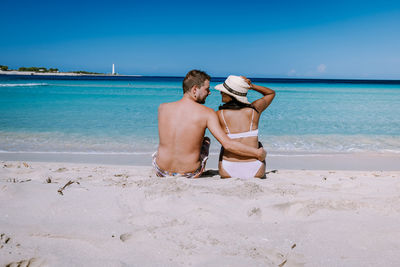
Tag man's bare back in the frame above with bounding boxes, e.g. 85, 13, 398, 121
153, 70, 265, 177
157, 98, 212, 172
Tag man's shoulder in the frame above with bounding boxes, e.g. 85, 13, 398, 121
158, 101, 177, 111
190, 102, 215, 115
159, 100, 216, 116
202, 105, 216, 114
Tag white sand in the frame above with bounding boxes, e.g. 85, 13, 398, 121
1, 161, 400, 266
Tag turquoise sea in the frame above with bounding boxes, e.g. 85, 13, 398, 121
1, 75, 399, 155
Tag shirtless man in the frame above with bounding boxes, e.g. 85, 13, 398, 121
152, 70, 266, 178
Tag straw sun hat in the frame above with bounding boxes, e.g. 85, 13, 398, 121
214, 75, 250, 104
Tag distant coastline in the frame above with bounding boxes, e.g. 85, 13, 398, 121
0, 70, 143, 77
1, 70, 400, 84
1, 70, 90, 76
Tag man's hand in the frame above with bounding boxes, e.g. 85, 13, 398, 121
207, 108, 264, 159
257, 147, 266, 161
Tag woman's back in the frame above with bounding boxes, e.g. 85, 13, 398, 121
214, 75, 275, 178
217, 107, 260, 162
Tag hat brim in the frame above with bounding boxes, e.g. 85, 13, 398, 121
215, 83, 251, 104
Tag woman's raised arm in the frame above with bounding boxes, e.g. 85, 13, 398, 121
241, 76, 275, 113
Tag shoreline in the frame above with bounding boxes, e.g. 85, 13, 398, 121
1, 151, 399, 171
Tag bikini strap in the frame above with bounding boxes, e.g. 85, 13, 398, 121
250, 109, 255, 131
220, 110, 230, 134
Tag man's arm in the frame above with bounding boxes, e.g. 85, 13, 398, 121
206, 109, 266, 161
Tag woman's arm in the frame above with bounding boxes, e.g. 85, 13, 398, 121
242, 76, 275, 113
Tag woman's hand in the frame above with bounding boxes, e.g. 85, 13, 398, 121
240, 76, 253, 89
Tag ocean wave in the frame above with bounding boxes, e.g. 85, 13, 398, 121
0, 131, 399, 154
258, 135, 400, 154
0, 83, 49, 87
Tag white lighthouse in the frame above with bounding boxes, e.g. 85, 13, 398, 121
112, 64, 115, 75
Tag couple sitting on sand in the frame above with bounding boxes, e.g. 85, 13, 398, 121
152, 70, 275, 178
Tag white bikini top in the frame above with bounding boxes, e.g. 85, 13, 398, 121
221, 109, 259, 139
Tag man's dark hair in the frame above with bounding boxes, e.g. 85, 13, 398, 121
182, 70, 211, 94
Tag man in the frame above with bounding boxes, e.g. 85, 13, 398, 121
152, 70, 266, 178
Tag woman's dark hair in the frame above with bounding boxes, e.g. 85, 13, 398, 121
218, 97, 259, 113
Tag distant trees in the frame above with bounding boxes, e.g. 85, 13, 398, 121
69, 71, 103, 75
17, 67, 59, 73
17, 67, 28, 71
18, 67, 45, 72
2, 65, 101, 75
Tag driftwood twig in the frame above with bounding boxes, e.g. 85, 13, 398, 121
57, 180, 76, 195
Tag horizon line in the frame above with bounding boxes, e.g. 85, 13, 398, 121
2, 73, 400, 84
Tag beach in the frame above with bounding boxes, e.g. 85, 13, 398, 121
1, 75, 400, 266
3, 0, 400, 264
1, 159, 400, 266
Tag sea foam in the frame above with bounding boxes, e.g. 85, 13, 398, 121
0, 83, 48, 87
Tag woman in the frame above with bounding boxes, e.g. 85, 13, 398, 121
215, 75, 275, 178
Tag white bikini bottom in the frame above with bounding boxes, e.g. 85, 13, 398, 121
221, 160, 263, 179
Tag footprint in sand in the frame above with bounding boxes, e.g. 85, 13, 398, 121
114, 174, 129, 178
265, 246, 305, 267
247, 207, 262, 217
6, 258, 46, 267
54, 167, 68, 173
1, 233, 11, 248
274, 202, 310, 217
120, 233, 132, 242
1, 233, 22, 251
3, 163, 14, 168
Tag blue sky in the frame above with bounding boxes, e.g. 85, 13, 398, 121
1, 0, 400, 78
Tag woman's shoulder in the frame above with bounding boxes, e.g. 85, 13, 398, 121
237, 107, 254, 114
220, 107, 254, 116
221, 107, 253, 112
